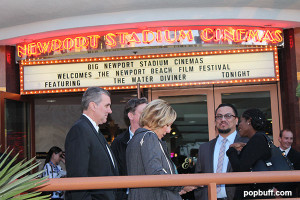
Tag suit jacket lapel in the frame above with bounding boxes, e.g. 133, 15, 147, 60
81, 115, 107, 149
97, 129, 119, 174
209, 137, 218, 173
81, 115, 118, 175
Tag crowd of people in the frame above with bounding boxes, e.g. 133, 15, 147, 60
42, 87, 299, 200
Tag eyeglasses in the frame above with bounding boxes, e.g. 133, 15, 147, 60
215, 114, 236, 120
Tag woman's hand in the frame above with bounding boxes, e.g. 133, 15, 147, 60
230, 142, 246, 151
179, 186, 197, 195
60, 152, 65, 163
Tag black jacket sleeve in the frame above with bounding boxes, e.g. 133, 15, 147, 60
226, 132, 271, 172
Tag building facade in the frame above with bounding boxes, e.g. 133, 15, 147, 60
0, 1, 300, 165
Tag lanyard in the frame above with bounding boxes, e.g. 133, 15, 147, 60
50, 161, 59, 174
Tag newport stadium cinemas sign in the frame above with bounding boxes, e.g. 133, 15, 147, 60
20, 48, 279, 94
17, 27, 283, 60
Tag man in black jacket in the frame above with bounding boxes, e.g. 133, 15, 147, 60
278, 129, 300, 170
278, 129, 300, 197
111, 97, 147, 199
65, 87, 119, 200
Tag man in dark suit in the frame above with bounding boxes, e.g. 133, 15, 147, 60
111, 97, 147, 199
194, 103, 248, 200
278, 129, 300, 170
65, 87, 119, 200
277, 129, 300, 197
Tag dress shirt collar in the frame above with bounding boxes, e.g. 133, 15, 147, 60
83, 114, 99, 132
128, 126, 134, 140
217, 130, 237, 145
279, 146, 291, 155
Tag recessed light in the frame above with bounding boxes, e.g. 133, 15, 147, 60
46, 99, 56, 103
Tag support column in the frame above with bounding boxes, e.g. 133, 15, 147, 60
0, 46, 6, 92
0, 45, 18, 93
279, 29, 300, 151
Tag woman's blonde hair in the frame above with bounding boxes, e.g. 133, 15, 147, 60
139, 99, 177, 130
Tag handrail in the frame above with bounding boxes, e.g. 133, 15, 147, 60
36, 171, 300, 192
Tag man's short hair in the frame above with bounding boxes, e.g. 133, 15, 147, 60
81, 87, 110, 111
279, 129, 293, 138
215, 103, 238, 117
124, 97, 148, 126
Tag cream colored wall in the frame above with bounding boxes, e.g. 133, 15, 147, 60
34, 102, 127, 171
35, 104, 81, 170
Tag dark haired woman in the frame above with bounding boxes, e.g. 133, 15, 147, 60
226, 108, 273, 199
43, 146, 66, 200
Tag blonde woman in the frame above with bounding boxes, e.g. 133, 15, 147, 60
126, 99, 196, 200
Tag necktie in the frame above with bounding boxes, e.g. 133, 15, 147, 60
216, 138, 227, 193
282, 150, 286, 157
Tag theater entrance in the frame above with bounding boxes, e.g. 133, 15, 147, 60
0, 92, 34, 161
149, 83, 282, 162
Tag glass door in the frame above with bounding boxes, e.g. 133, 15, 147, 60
151, 88, 215, 172
149, 84, 282, 174
0, 92, 34, 161
214, 84, 282, 146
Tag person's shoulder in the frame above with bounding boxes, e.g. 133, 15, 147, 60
253, 131, 268, 139
57, 165, 63, 170
66, 119, 93, 143
68, 116, 92, 133
112, 129, 129, 143
133, 128, 153, 137
290, 147, 300, 153
249, 132, 270, 148
207, 137, 218, 144
43, 163, 51, 169
73, 115, 89, 127
133, 128, 157, 143
199, 138, 216, 149
236, 132, 249, 142
290, 148, 300, 156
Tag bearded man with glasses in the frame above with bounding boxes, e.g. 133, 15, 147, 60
194, 103, 248, 200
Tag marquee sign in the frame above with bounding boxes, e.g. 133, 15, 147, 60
20, 47, 279, 95
17, 27, 283, 60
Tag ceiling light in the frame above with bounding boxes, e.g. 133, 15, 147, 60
46, 99, 56, 103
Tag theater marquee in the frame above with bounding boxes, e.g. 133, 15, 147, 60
17, 26, 283, 60
20, 47, 279, 95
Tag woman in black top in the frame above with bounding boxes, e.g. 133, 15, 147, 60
226, 108, 272, 199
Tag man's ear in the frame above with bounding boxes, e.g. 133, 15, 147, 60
278, 137, 281, 143
128, 112, 134, 121
235, 117, 239, 126
89, 102, 97, 111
